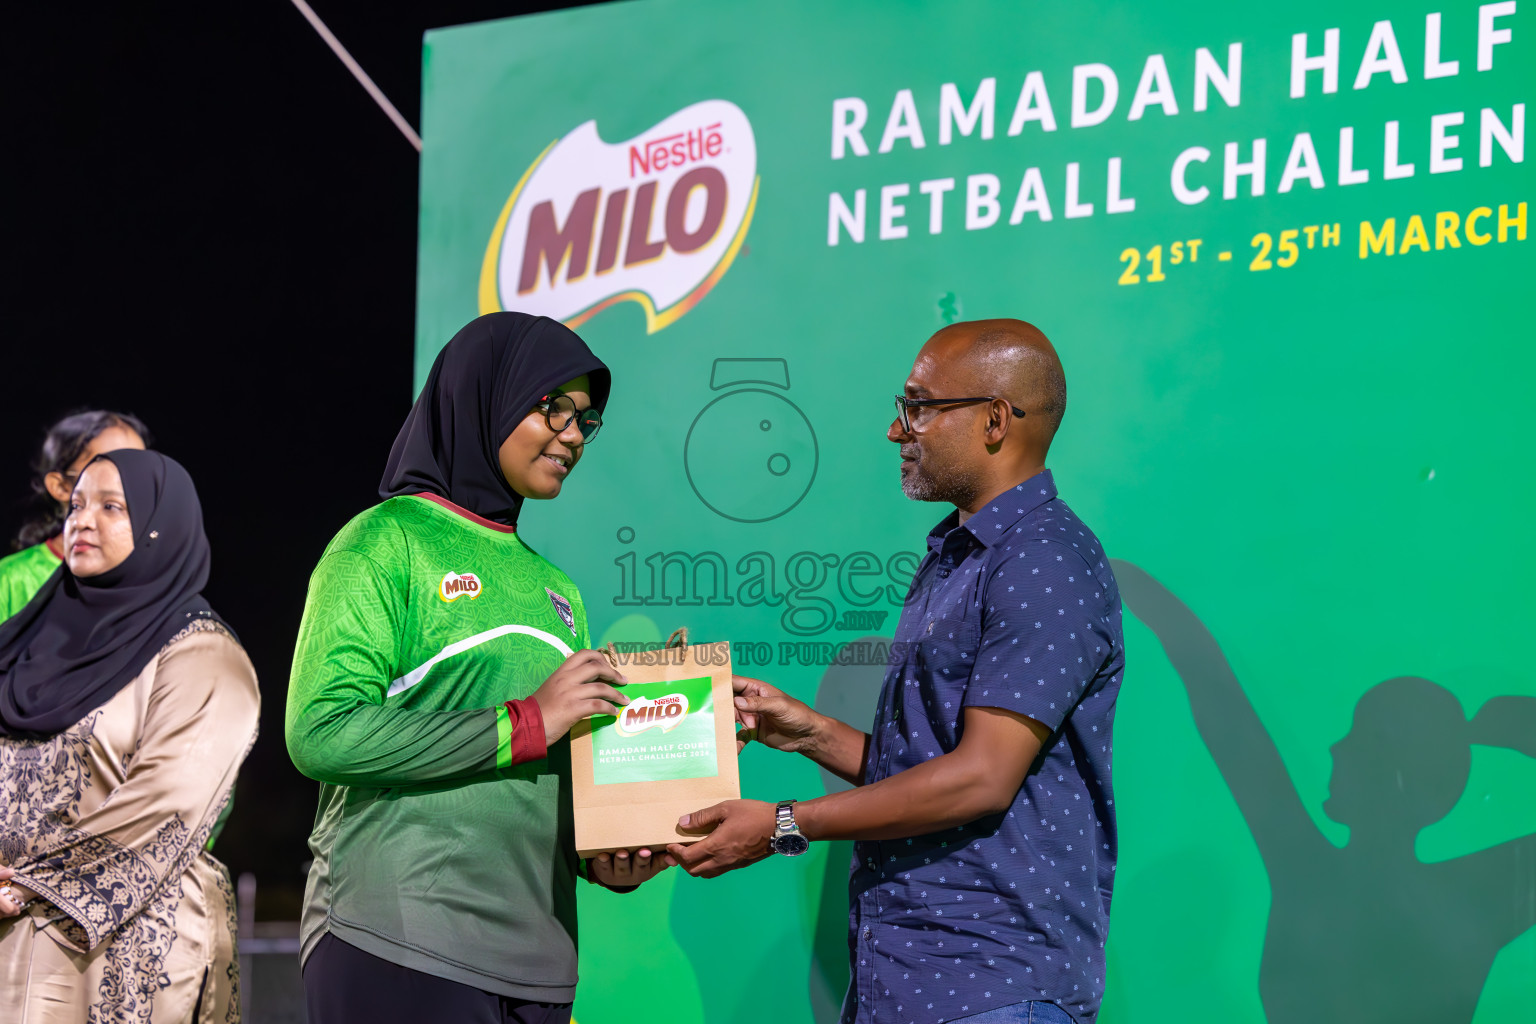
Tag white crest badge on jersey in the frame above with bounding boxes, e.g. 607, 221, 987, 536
440, 572, 483, 602
546, 587, 576, 636
479, 99, 758, 334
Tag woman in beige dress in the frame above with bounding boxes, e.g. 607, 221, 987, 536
0, 449, 258, 1023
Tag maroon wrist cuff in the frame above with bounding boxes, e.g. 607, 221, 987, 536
505, 697, 549, 764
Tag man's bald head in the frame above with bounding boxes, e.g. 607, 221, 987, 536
929, 318, 1067, 440
894, 318, 1066, 514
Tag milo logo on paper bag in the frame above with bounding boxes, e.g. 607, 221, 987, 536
591, 676, 718, 785
615, 692, 690, 737
479, 100, 759, 334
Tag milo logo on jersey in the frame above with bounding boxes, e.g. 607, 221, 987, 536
614, 693, 691, 737
440, 572, 483, 602
479, 99, 759, 334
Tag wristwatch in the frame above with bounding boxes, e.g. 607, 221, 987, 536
768, 800, 809, 856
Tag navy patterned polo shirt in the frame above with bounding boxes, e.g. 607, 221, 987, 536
843, 470, 1124, 1024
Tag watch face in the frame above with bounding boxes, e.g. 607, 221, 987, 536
774, 833, 810, 857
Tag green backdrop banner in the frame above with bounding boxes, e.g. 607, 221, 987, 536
416, 2, 1534, 1021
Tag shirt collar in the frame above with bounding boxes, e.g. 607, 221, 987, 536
925, 507, 963, 554
947, 469, 1059, 549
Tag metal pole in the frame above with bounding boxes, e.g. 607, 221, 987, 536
287, 0, 424, 151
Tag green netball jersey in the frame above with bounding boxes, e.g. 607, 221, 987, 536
0, 541, 61, 622
287, 493, 592, 1000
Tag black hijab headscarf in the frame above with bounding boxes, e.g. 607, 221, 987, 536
379, 312, 611, 526
0, 449, 228, 737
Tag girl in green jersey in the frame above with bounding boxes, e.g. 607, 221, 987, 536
288, 313, 666, 1024
0, 410, 149, 622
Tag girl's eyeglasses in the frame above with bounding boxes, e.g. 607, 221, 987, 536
537, 392, 603, 444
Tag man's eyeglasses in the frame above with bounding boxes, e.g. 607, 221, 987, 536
893, 395, 1026, 434
536, 392, 603, 444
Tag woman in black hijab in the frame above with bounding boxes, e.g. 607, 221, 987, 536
0, 449, 259, 1024
288, 313, 668, 1024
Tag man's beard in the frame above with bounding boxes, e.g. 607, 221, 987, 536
900, 443, 980, 507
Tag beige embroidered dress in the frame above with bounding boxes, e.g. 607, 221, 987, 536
0, 620, 259, 1023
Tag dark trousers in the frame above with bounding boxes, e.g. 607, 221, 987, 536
303, 932, 573, 1024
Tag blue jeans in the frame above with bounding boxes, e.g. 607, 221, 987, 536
950, 1000, 1078, 1024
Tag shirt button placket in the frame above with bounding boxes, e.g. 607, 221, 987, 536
860, 889, 879, 1018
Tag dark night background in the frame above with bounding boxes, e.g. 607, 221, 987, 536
4, 0, 601, 916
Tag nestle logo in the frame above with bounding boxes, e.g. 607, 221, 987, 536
440, 571, 483, 602
481, 99, 757, 333
629, 123, 724, 178
614, 693, 690, 737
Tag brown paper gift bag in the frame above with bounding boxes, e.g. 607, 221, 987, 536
570, 637, 739, 857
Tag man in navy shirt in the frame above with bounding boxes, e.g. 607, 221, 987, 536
670, 319, 1125, 1024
